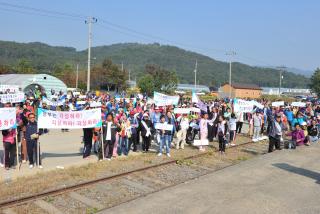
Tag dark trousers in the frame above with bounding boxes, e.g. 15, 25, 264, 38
129, 133, 138, 152
268, 136, 281, 153
207, 125, 214, 142
236, 122, 243, 134
3, 142, 16, 168
83, 140, 92, 158
27, 140, 41, 165
142, 136, 151, 152
218, 135, 226, 152
99, 140, 115, 160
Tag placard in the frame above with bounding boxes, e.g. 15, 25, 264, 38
291, 102, 306, 107
0, 108, 16, 130
272, 101, 284, 107
174, 108, 191, 114
154, 123, 174, 131
0, 92, 25, 103
154, 92, 179, 106
37, 108, 102, 129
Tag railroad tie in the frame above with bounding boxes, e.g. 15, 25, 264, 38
69, 192, 103, 210
192, 164, 215, 172
2, 208, 17, 214
121, 178, 155, 193
34, 200, 64, 214
134, 174, 168, 186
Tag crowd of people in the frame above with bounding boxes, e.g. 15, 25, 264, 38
1, 87, 319, 171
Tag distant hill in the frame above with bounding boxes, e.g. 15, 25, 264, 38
0, 40, 310, 88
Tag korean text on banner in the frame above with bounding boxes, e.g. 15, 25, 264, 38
0, 92, 25, 103
272, 101, 284, 107
174, 108, 191, 114
291, 102, 306, 107
0, 85, 19, 93
154, 123, 174, 131
233, 99, 254, 113
42, 97, 65, 106
154, 92, 179, 106
37, 108, 102, 129
0, 108, 16, 130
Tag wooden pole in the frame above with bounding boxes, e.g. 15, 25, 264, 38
101, 125, 105, 160
15, 130, 20, 171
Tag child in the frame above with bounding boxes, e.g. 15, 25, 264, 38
252, 111, 262, 142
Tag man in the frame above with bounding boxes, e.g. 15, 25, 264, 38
139, 113, 153, 152
175, 113, 189, 150
101, 113, 120, 160
207, 107, 217, 142
25, 113, 42, 168
268, 113, 285, 153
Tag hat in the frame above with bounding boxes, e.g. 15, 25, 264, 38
301, 121, 307, 126
130, 110, 135, 115
143, 113, 149, 117
276, 113, 282, 117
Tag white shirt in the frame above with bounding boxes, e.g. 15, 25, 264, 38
106, 122, 112, 140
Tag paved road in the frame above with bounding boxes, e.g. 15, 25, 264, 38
103, 143, 320, 214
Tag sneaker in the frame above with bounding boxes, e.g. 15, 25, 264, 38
22, 160, 27, 164
166, 153, 171, 157
107, 158, 111, 161
0, 163, 3, 168
231, 143, 236, 146
157, 153, 162, 156
38, 165, 43, 169
29, 165, 34, 169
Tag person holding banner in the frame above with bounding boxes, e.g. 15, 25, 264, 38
25, 113, 42, 169
2, 128, 16, 170
157, 115, 171, 157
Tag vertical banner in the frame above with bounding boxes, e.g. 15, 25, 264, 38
37, 108, 102, 129
0, 108, 16, 130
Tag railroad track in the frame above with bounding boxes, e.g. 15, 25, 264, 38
1, 140, 268, 214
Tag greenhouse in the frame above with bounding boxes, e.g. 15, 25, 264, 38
0, 74, 67, 95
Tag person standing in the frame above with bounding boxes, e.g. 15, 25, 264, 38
199, 112, 209, 152
2, 128, 16, 170
25, 113, 42, 169
82, 127, 93, 159
139, 113, 153, 152
236, 111, 244, 134
217, 115, 228, 154
157, 115, 170, 157
128, 111, 139, 152
207, 107, 217, 142
229, 113, 237, 146
166, 111, 175, 148
175, 113, 189, 150
101, 113, 121, 160
252, 111, 262, 142
268, 113, 285, 153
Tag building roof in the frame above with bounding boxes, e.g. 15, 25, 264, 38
222, 83, 262, 90
177, 84, 210, 92
0, 74, 67, 93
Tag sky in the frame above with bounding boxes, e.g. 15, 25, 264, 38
0, 0, 319, 71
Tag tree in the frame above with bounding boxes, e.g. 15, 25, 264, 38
0, 64, 11, 74
138, 74, 155, 96
310, 68, 320, 97
15, 59, 35, 74
52, 63, 75, 87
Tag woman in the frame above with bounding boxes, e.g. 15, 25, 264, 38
199, 112, 209, 152
118, 115, 132, 156
157, 115, 170, 157
139, 113, 153, 152
217, 115, 228, 154
307, 119, 319, 143
287, 123, 304, 149
166, 111, 175, 148
229, 113, 237, 146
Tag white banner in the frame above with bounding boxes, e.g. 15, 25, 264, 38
155, 123, 174, 131
190, 107, 201, 113
233, 99, 254, 113
0, 92, 25, 103
272, 101, 284, 107
115, 98, 136, 102
0, 85, 19, 93
42, 97, 65, 106
154, 92, 179, 106
0, 108, 16, 130
174, 108, 191, 114
38, 108, 102, 129
77, 101, 86, 105
193, 139, 209, 146
90, 101, 102, 107
251, 100, 264, 109
291, 102, 306, 107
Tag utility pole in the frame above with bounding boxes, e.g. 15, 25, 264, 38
226, 51, 236, 98
76, 63, 79, 89
121, 61, 124, 72
85, 17, 97, 92
194, 60, 198, 90
277, 66, 286, 97
128, 69, 131, 82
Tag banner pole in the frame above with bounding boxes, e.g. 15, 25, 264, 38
15, 129, 20, 171
101, 124, 105, 160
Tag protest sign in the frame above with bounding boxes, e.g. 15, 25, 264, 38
90, 101, 102, 107
193, 139, 209, 146
0, 92, 25, 103
154, 123, 174, 131
38, 108, 102, 129
76, 101, 86, 105
190, 107, 201, 113
291, 102, 306, 107
251, 100, 264, 109
0, 85, 19, 93
115, 98, 137, 103
154, 92, 179, 106
174, 108, 191, 114
272, 101, 284, 107
192, 92, 207, 112
233, 99, 254, 113
0, 108, 16, 130
42, 97, 65, 106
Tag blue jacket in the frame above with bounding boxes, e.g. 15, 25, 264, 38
25, 121, 40, 143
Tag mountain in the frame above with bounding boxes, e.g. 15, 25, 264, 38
0, 40, 310, 88
262, 66, 313, 78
